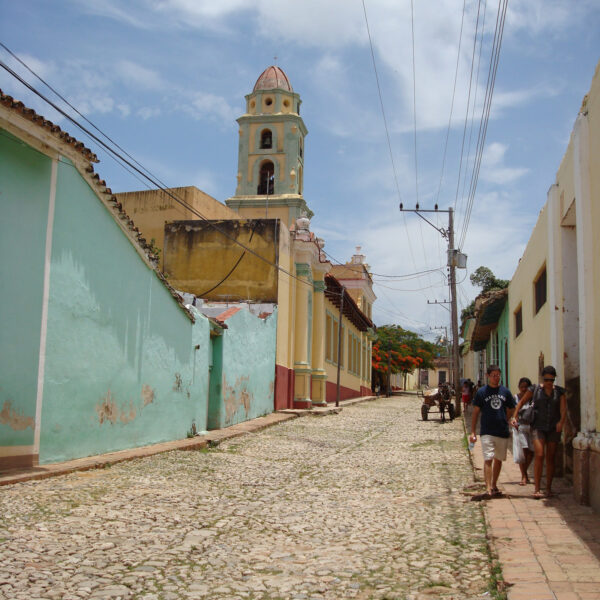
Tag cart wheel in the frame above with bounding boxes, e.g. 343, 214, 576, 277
448, 404, 455, 420
421, 405, 429, 421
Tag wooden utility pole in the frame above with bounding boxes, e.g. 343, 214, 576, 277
448, 207, 461, 417
399, 204, 465, 416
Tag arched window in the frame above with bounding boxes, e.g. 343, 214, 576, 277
260, 129, 272, 149
258, 161, 274, 195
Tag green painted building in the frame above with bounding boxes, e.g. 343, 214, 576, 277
0, 91, 276, 469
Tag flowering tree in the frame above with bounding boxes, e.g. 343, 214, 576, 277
372, 325, 442, 393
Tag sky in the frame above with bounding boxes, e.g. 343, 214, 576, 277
1, 0, 599, 339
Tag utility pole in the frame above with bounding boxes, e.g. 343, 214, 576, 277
399, 204, 466, 416
448, 208, 461, 417
386, 345, 392, 397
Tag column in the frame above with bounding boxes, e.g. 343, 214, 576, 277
311, 277, 327, 405
293, 262, 312, 409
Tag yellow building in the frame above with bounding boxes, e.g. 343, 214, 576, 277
117, 186, 237, 268
114, 66, 375, 410
508, 60, 600, 512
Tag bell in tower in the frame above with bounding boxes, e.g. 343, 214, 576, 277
226, 66, 313, 228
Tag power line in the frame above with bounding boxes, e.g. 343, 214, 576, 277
0, 57, 319, 293
459, 0, 509, 250
360, 0, 425, 289
453, 0, 484, 212
435, 0, 468, 207
457, 0, 488, 222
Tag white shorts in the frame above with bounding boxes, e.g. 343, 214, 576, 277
481, 435, 509, 461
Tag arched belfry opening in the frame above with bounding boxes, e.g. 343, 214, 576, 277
260, 129, 272, 149
258, 160, 275, 195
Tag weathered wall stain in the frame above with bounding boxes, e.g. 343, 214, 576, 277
173, 373, 183, 392
0, 400, 35, 431
141, 384, 155, 406
223, 375, 252, 424
96, 390, 137, 425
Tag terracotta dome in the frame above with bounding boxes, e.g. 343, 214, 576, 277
253, 66, 293, 92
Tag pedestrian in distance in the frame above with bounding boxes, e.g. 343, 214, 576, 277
461, 379, 471, 413
512, 377, 534, 486
469, 365, 516, 499
512, 365, 566, 499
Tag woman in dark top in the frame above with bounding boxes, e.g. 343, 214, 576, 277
512, 365, 566, 499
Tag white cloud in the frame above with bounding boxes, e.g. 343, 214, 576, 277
115, 60, 163, 90
479, 142, 528, 184
137, 106, 161, 120
181, 91, 238, 124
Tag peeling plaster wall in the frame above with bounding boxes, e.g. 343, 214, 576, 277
39, 159, 210, 464
210, 308, 276, 429
0, 130, 49, 456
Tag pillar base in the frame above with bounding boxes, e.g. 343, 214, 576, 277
294, 365, 312, 408
573, 433, 591, 506
311, 370, 327, 406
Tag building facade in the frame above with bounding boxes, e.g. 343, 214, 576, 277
508, 61, 600, 511
0, 91, 277, 468
118, 66, 375, 411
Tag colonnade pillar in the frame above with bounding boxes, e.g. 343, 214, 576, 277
293, 262, 312, 409
311, 277, 327, 406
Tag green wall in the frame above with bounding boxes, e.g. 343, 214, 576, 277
0, 130, 50, 448
486, 303, 511, 390
208, 308, 276, 429
39, 159, 211, 463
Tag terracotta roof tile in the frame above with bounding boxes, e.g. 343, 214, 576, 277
0, 89, 195, 322
0, 89, 98, 163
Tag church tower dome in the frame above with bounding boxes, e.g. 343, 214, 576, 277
253, 66, 293, 92
226, 66, 311, 227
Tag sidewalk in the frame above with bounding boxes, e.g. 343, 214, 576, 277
0, 395, 376, 487
470, 440, 600, 600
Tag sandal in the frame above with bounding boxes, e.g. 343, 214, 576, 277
533, 491, 544, 499
545, 490, 555, 498
491, 487, 503, 497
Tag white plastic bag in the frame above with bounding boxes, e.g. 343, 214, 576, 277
512, 430, 525, 463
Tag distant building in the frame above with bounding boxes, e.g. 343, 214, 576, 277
117, 66, 375, 409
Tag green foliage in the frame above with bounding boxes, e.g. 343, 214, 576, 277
372, 325, 443, 376
460, 266, 508, 331
470, 266, 508, 292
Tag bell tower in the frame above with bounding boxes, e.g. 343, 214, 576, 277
226, 66, 312, 227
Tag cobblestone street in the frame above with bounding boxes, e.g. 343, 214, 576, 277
0, 397, 493, 600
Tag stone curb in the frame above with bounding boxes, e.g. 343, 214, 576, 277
0, 396, 376, 487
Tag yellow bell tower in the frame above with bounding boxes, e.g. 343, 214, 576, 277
226, 66, 312, 228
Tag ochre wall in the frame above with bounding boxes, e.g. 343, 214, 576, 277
508, 206, 551, 390
116, 186, 238, 267
163, 219, 280, 302
323, 297, 371, 401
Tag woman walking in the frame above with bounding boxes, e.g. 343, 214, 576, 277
512, 366, 566, 498
512, 377, 534, 485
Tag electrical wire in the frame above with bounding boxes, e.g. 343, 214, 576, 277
453, 0, 484, 212
457, 0, 488, 220
0, 58, 320, 293
360, 0, 424, 289
435, 0, 468, 207
459, 0, 508, 250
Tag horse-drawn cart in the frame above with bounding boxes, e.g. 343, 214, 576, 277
420, 383, 455, 422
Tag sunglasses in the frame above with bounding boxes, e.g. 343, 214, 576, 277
543, 377, 555, 382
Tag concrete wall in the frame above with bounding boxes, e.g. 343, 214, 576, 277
0, 129, 50, 467
163, 218, 280, 303
0, 128, 212, 467
508, 205, 551, 391
324, 297, 372, 401
39, 159, 212, 464
208, 308, 276, 429
116, 186, 238, 268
